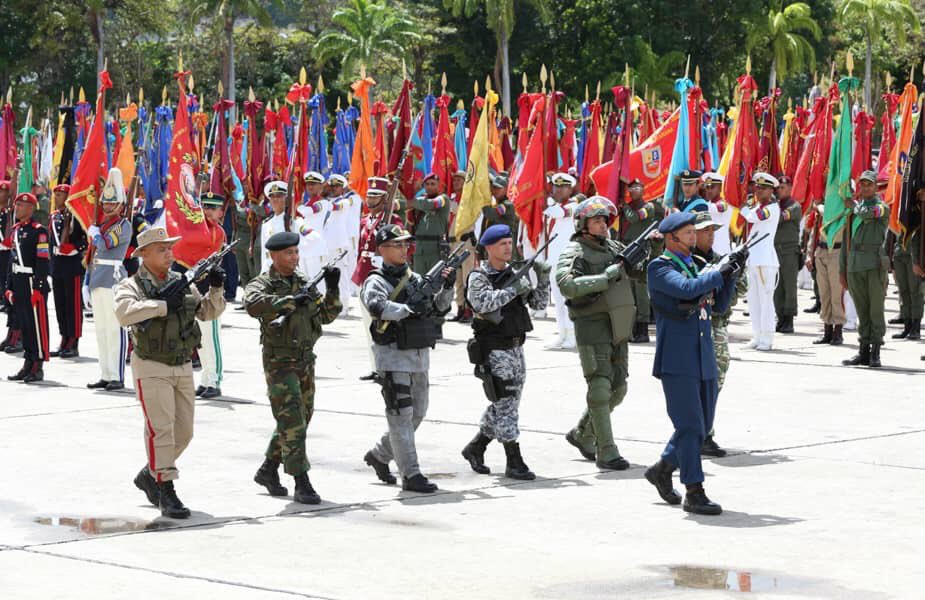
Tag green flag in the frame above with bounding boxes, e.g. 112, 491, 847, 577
822, 77, 860, 241
17, 125, 38, 194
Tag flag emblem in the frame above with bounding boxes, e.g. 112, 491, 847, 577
642, 148, 661, 178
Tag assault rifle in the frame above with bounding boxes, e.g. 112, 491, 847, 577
156, 241, 237, 302
479, 234, 558, 325
269, 249, 347, 328
618, 220, 659, 267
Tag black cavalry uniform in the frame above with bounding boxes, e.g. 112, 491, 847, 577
49, 209, 88, 356
6, 217, 51, 381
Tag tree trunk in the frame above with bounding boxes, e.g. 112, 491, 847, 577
864, 32, 872, 111
768, 56, 777, 93
501, 33, 511, 117
96, 11, 105, 88
225, 14, 236, 122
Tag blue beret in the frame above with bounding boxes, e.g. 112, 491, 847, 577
265, 231, 300, 251
658, 211, 697, 234
479, 224, 512, 246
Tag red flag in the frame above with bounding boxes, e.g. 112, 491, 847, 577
467, 95, 484, 153
543, 91, 563, 173
605, 86, 632, 203
388, 80, 415, 199
851, 110, 875, 180
269, 106, 289, 181
886, 82, 918, 233
579, 100, 602, 194
601, 110, 618, 163
688, 86, 704, 169
559, 117, 578, 171
372, 101, 389, 176
285, 82, 312, 213
792, 94, 834, 212
499, 116, 515, 170
877, 92, 900, 182
164, 71, 212, 267
432, 95, 458, 195
509, 97, 547, 247
0, 102, 15, 179
210, 99, 236, 199
755, 90, 782, 175
65, 70, 112, 231
722, 74, 759, 208
244, 99, 265, 203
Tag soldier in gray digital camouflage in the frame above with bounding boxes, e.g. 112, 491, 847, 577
244, 231, 342, 505
460, 224, 550, 480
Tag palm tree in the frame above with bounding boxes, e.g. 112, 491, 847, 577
313, 0, 422, 79
747, 1, 822, 92
190, 0, 274, 113
628, 38, 686, 99
443, 0, 551, 117
839, 0, 921, 109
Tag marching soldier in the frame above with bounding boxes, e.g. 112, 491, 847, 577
115, 226, 226, 519
841, 170, 890, 368
4, 192, 51, 383
556, 197, 639, 470
409, 173, 451, 276
891, 228, 923, 341
0, 179, 23, 353
361, 224, 455, 493
740, 173, 781, 351
245, 231, 342, 504
774, 176, 802, 334
621, 179, 660, 343
461, 224, 550, 480
644, 212, 741, 515
48, 184, 88, 358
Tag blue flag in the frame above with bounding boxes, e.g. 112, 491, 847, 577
663, 78, 694, 206
452, 109, 468, 168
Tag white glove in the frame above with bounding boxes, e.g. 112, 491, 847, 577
87, 225, 101, 239
82, 285, 92, 308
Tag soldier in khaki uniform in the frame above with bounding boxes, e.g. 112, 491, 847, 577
114, 227, 226, 518
245, 231, 342, 505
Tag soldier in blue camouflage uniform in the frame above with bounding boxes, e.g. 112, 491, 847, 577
244, 231, 342, 505
460, 224, 550, 480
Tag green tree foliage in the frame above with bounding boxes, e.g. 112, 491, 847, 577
747, 1, 822, 91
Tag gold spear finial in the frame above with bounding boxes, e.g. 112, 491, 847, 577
337, 96, 341, 111
360, 64, 366, 79
585, 84, 589, 104
299, 66, 307, 86
596, 80, 601, 101
138, 88, 144, 105
60, 91, 65, 106
746, 55, 752, 75
846, 51, 854, 77
274, 98, 279, 111
428, 80, 432, 95
684, 55, 691, 78
160, 85, 167, 106
348, 91, 353, 106
474, 79, 479, 97
522, 72, 528, 94
189, 74, 195, 93
550, 70, 555, 91
248, 86, 255, 102
78, 87, 86, 103
177, 51, 182, 72
885, 72, 893, 91
457, 99, 464, 110
217, 80, 223, 97
6, 85, 12, 105
788, 97, 792, 110
125, 93, 130, 106
695, 65, 700, 87
540, 64, 547, 93
485, 75, 492, 92
625, 63, 630, 87
441, 72, 447, 95
402, 59, 407, 81
318, 74, 325, 93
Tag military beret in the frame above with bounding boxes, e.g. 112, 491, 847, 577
53, 183, 71, 194
422, 172, 439, 183
658, 211, 697, 234
777, 174, 793, 185
14, 192, 38, 206
265, 231, 300, 251
201, 192, 225, 207
479, 224, 512, 246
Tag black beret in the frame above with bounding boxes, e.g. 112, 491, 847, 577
265, 231, 300, 251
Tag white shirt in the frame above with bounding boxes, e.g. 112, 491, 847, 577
259, 212, 320, 275
740, 201, 780, 267
542, 197, 577, 260
708, 199, 733, 256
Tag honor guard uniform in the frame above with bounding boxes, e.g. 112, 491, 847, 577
773, 176, 802, 334
115, 227, 226, 518
295, 171, 330, 283
841, 171, 890, 368
4, 192, 51, 382
740, 172, 781, 351
544, 173, 581, 349
123, 204, 148, 277
193, 193, 229, 399
644, 212, 741, 515
621, 179, 661, 343
325, 173, 361, 306
245, 231, 342, 504
85, 169, 133, 391
702, 173, 732, 255
361, 224, 455, 493
676, 170, 708, 213
48, 184, 88, 358
555, 197, 640, 470
260, 180, 321, 277
461, 224, 550, 479
409, 172, 451, 276
0, 180, 23, 353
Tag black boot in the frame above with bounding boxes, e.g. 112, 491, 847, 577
293, 473, 321, 504
359, 372, 377, 381
60, 338, 79, 358
447, 307, 466, 322
907, 320, 921, 341
813, 324, 833, 344
565, 430, 596, 461
830, 324, 844, 345
842, 343, 871, 366
868, 343, 882, 368
683, 483, 722, 515
461, 433, 492, 475
199, 386, 221, 399
778, 315, 794, 334
50, 340, 66, 358
503, 441, 535, 480
3, 330, 22, 353
104, 380, 124, 391
157, 481, 191, 519
630, 321, 650, 343
364, 450, 397, 484
254, 459, 288, 496
0, 329, 12, 351
87, 379, 110, 389
401, 473, 438, 493
596, 455, 630, 470
892, 319, 911, 339
888, 315, 905, 324
133, 467, 160, 506
804, 300, 820, 313
7, 359, 32, 381
700, 435, 727, 457
644, 459, 681, 505
459, 308, 473, 324
22, 361, 44, 383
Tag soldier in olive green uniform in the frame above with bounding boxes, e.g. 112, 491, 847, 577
410, 173, 451, 276
556, 197, 641, 470
482, 174, 521, 260
841, 171, 890, 368
245, 232, 342, 505
890, 229, 923, 341
621, 179, 660, 343
233, 197, 261, 290
774, 176, 802, 333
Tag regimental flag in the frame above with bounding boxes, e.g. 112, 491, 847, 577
432, 95, 458, 196
455, 90, 499, 238
779, 106, 798, 178
163, 71, 211, 267
452, 108, 468, 168
792, 95, 832, 212
65, 70, 112, 231
722, 73, 759, 211
243, 98, 265, 203
822, 77, 859, 242
898, 96, 925, 249
348, 77, 376, 198
851, 110, 875, 181
755, 91, 782, 175
510, 95, 546, 247
18, 122, 38, 194
332, 107, 352, 176
543, 91, 563, 172
885, 82, 918, 233
499, 116, 515, 170
389, 79, 415, 199
606, 86, 633, 204
309, 93, 329, 176
663, 78, 695, 207
0, 101, 15, 180
579, 99, 602, 194
285, 81, 312, 210
877, 92, 900, 182
116, 104, 137, 189
419, 94, 436, 176
52, 105, 77, 186
688, 85, 705, 171
210, 99, 237, 200
559, 116, 578, 172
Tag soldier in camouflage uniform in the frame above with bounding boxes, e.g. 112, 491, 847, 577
556, 197, 641, 470
481, 174, 520, 260
460, 224, 550, 480
621, 179, 661, 343
244, 231, 342, 505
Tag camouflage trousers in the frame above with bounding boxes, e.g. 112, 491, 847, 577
479, 346, 526, 443
264, 360, 315, 476
571, 341, 629, 462
712, 314, 730, 391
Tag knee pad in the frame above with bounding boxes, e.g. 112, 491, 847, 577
586, 376, 611, 409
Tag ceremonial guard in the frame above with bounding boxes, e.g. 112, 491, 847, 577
295, 171, 330, 282
0, 179, 22, 353
115, 226, 226, 518
544, 172, 580, 349
621, 179, 660, 343
245, 231, 342, 504
193, 193, 228, 399
555, 197, 639, 470
773, 175, 802, 333
740, 172, 781, 351
461, 224, 550, 480
676, 170, 707, 213
4, 192, 51, 382
260, 180, 321, 275
702, 172, 731, 255
326, 173, 361, 305
841, 171, 890, 368
644, 212, 741, 515
361, 224, 455, 493
85, 169, 132, 391
409, 172, 450, 276
48, 184, 88, 358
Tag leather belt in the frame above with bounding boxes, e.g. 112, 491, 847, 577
12, 264, 33, 274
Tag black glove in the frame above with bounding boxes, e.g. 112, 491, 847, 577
442, 269, 457, 289
323, 266, 341, 291
165, 289, 185, 310
718, 261, 738, 279
294, 286, 322, 305
208, 266, 226, 288
727, 247, 749, 270
408, 297, 431, 316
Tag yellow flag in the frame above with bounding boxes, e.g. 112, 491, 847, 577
50, 111, 65, 191
779, 108, 794, 171
455, 90, 498, 237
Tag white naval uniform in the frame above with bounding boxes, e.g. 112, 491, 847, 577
740, 201, 780, 349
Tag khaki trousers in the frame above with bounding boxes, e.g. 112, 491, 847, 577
814, 247, 846, 325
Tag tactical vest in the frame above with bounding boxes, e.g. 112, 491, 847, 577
368, 269, 442, 350
131, 273, 202, 366
258, 273, 322, 363
565, 238, 635, 342
470, 268, 532, 348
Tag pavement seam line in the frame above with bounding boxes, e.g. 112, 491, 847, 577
752, 428, 925, 452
